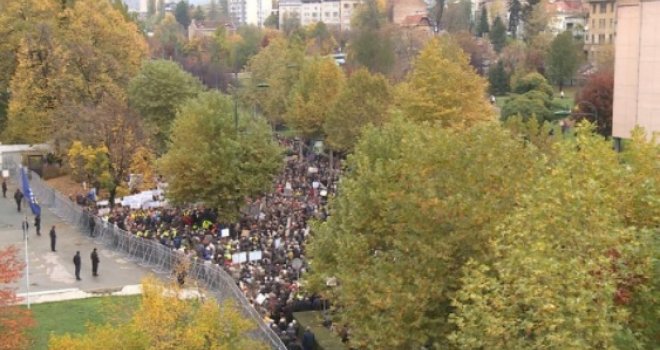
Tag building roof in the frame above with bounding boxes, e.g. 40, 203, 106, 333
548, 0, 585, 13
400, 14, 432, 27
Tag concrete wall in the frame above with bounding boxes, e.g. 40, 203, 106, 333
612, 0, 660, 139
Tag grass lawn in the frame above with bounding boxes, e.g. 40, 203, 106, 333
495, 85, 578, 114
27, 295, 140, 350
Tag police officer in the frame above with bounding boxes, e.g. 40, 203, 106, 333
91, 248, 100, 277
73, 251, 82, 281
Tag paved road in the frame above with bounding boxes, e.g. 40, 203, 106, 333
0, 179, 151, 295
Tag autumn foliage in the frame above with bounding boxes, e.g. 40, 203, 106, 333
576, 69, 614, 136
0, 245, 34, 350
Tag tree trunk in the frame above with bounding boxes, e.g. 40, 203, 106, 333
109, 183, 118, 208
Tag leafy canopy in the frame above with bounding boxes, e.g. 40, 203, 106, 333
397, 37, 494, 127
158, 91, 282, 222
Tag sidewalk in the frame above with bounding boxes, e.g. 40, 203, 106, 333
0, 179, 152, 295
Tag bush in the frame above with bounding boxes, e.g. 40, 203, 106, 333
513, 72, 554, 98
501, 92, 553, 122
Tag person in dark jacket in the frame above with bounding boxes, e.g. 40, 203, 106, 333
2, 178, 7, 198
302, 327, 315, 350
34, 214, 41, 236
91, 248, 100, 276
14, 189, 23, 212
73, 251, 82, 281
49, 225, 57, 252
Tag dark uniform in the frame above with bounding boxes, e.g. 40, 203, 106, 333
91, 249, 100, 276
49, 226, 57, 252
2, 179, 7, 198
35, 215, 41, 236
14, 189, 23, 212
73, 251, 82, 281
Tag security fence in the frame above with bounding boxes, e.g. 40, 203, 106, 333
2, 152, 286, 350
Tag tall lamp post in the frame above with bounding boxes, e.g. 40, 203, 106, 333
21, 216, 30, 309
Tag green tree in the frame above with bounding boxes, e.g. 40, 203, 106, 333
228, 26, 264, 72
512, 71, 553, 97
158, 91, 282, 222
488, 60, 510, 95
477, 7, 489, 37
244, 36, 305, 125
490, 16, 507, 53
348, 0, 394, 74
323, 69, 392, 152
501, 91, 554, 122
307, 117, 545, 348
49, 277, 268, 350
450, 125, 658, 350
192, 5, 205, 21
128, 60, 204, 153
397, 37, 494, 127
264, 13, 278, 28
442, 0, 472, 33
509, 0, 522, 37
174, 0, 191, 29
286, 57, 345, 139
547, 30, 582, 90
152, 13, 186, 58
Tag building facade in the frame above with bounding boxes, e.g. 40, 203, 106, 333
547, 0, 587, 37
612, 0, 660, 140
279, 0, 361, 31
229, 0, 273, 27
584, 0, 616, 62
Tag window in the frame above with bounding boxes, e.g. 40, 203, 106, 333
591, 34, 595, 43
585, 34, 589, 42
610, 19, 614, 28
343, 3, 349, 8
592, 19, 595, 28
609, 34, 613, 43
592, 3, 596, 12
599, 18, 606, 28
610, 2, 614, 12
598, 34, 605, 43
334, 12, 338, 17
600, 2, 606, 13
353, 3, 358, 7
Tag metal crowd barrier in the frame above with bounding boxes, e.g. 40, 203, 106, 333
2, 153, 286, 349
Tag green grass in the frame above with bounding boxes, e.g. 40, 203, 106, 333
27, 295, 140, 350
495, 85, 577, 112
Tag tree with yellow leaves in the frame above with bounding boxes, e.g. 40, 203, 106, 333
396, 36, 494, 127
49, 276, 268, 350
286, 57, 345, 139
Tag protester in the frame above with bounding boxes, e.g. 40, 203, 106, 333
92, 138, 342, 343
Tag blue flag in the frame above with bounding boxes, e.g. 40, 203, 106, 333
20, 167, 41, 216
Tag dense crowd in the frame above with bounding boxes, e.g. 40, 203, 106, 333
94, 138, 342, 347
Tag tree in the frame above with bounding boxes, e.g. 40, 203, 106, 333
348, 0, 394, 74
524, 0, 550, 41
397, 37, 494, 127
264, 13, 278, 28
508, 0, 522, 37
1, 0, 147, 146
281, 13, 301, 36
501, 91, 554, 122
244, 36, 304, 125
452, 31, 495, 75
306, 21, 337, 55
0, 245, 34, 350
286, 57, 345, 139
307, 118, 546, 348
490, 16, 507, 53
192, 5, 205, 21
208, 0, 220, 21
546, 30, 581, 90
449, 125, 658, 350
477, 7, 489, 37
432, 0, 446, 32
151, 13, 187, 59
49, 277, 268, 350
67, 95, 148, 205
442, 0, 472, 33
157, 0, 165, 18
158, 91, 282, 222
128, 59, 204, 153
323, 69, 392, 152
575, 69, 614, 136
512, 72, 553, 97
174, 1, 191, 29
488, 60, 510, 95
148, 0, 156, 17
227, 26, 264, 72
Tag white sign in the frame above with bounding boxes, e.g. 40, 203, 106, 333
221, 228, 230, 237
256, 293, 267, 305
308, 167, 318, 174
232, 252, 248, 264
1, 170, 8, 178
249, 251, 262, 261
312, 181, 320, 189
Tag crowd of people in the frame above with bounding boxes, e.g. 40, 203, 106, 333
93, 138, 342, 348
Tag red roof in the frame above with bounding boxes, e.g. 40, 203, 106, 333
548, 0, 585, 13
401, 14, 431, 27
